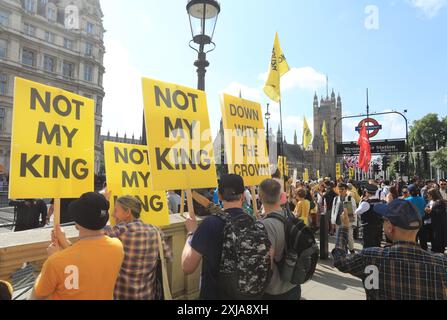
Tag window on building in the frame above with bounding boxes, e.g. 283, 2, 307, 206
85, 42, 93, 57
0, 39, 6, 59
84, 64, 93, 82
0, 10, 9, 27
23, 23, 36, 36
64, 38, 73, 50
43, 55, 55, 72
62, 61, 74, 78
24, 0, 36, 13
44, 31, 55, 43
0, 108, 5, 132
47, 5, 56, 22
86, 22, 94, 34
0, 74, 7, 95
96, 97, 103, 115
22, 48, 35, 67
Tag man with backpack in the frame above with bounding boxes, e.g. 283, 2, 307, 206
331, 183, 357, 254
260, 179, 301, 300
181, 174, 271, 300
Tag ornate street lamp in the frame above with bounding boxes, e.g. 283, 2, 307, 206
265, 103, 271, 154
187, 0, 220, 91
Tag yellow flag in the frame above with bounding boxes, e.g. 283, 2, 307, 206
322, 120, 329, 154
303, 116, 313, 150
263, 33, 290, 102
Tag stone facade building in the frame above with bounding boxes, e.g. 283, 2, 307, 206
0, 0, 105, 174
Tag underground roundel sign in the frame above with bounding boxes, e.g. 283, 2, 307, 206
355, 118, 382, 139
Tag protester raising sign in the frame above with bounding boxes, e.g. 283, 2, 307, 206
141, 78, 217, 190
104, 142, 170, 226
220, 94, 270, 187
9, 77, 94, 199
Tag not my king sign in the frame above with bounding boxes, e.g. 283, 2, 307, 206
9, 77, 94, 199
142, 78, 217, 190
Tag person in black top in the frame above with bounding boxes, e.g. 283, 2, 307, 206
426, 188, 447, 254
355, 184, 383, 248
323, 181, 337, 235
10, 199, 47, 232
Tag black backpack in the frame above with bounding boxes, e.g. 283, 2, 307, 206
266, 209, 319, 285
214, 209, 272, 300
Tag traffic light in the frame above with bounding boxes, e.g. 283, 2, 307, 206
382, 156, 389, 170
394, 161, 400, 173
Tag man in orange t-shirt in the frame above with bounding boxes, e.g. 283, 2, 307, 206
31, 193, 124, 300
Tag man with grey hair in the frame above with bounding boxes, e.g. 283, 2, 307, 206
260, 179, 301, 300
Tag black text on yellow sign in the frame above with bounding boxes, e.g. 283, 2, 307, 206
104, 142, 170, 226
9, 77, 94, 199
142, 78, 217, 190
221, 94, 270, 186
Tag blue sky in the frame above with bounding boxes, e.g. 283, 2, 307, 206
100, 0, 447, 144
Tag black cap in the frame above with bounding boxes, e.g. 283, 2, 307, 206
69, 193, 109, 231
218, 174, 245, 197
374, 199, 422, 231
365, 184, 378, 193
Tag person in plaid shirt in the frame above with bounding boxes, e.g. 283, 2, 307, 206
332, 199, 447, 300
104, 195, 172, 300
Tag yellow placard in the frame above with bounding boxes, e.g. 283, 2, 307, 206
9, 77, 94, 199
278, 156, 288, 178
349, 168, 355, 180
220, 94, 270, 186
142, 78, 217, 190
303, 169, 309, 182
104, 142, 169, 226
336, 163, 342, 179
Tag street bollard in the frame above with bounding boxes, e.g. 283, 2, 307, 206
320, 213, 329, 260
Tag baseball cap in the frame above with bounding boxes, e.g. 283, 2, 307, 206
374, 199, 422, 230
218, 174, 245, 197
408, 184, 418, 193
69, 192, 110, 231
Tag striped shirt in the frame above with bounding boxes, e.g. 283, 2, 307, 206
104, 220, 172, 300
332, 227, 447, 300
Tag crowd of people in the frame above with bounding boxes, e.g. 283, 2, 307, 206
1, 173, 446, 301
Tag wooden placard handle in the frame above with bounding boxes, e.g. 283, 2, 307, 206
53, 198, 61, 227
250, 186, 259, 219
186, 189, 195, 220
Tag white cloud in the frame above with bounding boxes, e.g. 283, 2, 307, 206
259, 67, 326, 92
408, 0, 447, 18
102, 39, 143, 137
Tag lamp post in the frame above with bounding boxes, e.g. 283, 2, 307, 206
187, 0, 220, 91
265, 103, 271, 154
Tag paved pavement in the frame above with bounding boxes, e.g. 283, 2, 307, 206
301, 237, 366, 300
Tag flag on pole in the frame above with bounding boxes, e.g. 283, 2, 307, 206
263, 33, 290, 103
357, 123, 371, 173
303, 116, 313, 150
322, 120, 329, 154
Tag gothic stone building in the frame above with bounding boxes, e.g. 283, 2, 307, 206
0, 0, 105, 174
